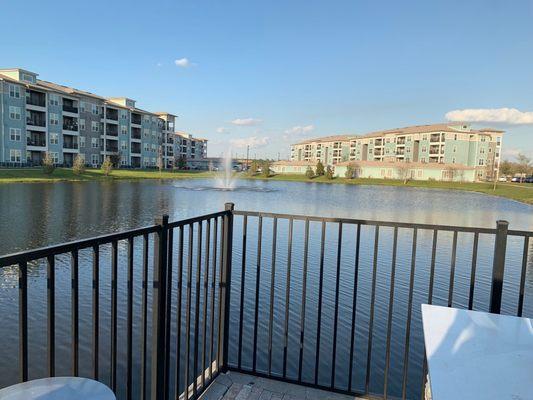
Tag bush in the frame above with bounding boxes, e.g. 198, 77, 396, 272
344, 165, 354, 179
101, 157, 113, 176
316, 161, 325, 176
261, 160, 271, 177
42, 153, 55, 175
326, 166, 334, 180
305, 166, 315, 179
72, 155, 86, 175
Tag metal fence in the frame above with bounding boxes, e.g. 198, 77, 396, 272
0, 203, 532, 400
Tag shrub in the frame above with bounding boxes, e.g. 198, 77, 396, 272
72, 155, 86, 175
316, 161, 325, 176
344, 165, 354, 179
101, 157, 113, 176
261, 160, 271, 177
305, 166, 315, 179
42, 153, 55, 175
326, 166, 334, 180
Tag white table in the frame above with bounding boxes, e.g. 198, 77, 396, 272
0, 377, 115, 400
421, 304, 533, 400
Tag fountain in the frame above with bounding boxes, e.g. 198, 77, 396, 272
215, 148, 236, 190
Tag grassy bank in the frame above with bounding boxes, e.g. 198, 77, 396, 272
1, 168, 532, 205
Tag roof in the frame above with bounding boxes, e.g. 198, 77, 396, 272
272, 160, 316, 167
37, 79, 107, 100
335, 160, 475, 170
294, 134, 358, 145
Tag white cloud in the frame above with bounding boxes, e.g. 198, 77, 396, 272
284, 125, 315, 135
230, 136, 269, 148
231, 118, 262, 126
175, 58, 194, 68
156, 62, 163, 67
445, 108, 533, 125
216, 127, 229, 134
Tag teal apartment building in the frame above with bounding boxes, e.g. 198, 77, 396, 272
0, 68, 206, 168
284, 123, 504, 182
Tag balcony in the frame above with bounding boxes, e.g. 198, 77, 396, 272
131, 143, 141, 154
396, 137, 406, 145
25, 90, 46, 107
26, 134, 46, 147
131, 127, 141, 139
62, 105, 78, 114
106, 108, 119, 121
63, 119, 79, 132
26, 111, 46, 128
105, 142, 119, 153
63, 139, 79, 149
131, 113, 142, 125
374, 139, 383, 146
0, 206, 528, 400
106, 124, 119, 137
430, 134, 442, 143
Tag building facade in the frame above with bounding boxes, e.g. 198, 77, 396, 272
289, 123, 503, 181
0, 68, 206, 168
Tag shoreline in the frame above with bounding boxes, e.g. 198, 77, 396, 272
1, 168, 532, 205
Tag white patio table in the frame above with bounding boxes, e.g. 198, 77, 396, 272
0, 377, 115, 400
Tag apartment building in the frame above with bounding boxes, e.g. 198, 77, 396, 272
0, 68, 206, 169
288, 123, 504, 181
174, 131, 208, 163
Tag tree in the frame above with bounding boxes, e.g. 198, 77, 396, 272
325, 165, 334, 180
248, 160, 260, 176
499, 160, 514, 177
516, 153, 531, 182
444, 165, 458, 182
42, 152, 55, 175
101, 157, 113, 176
72, 154, 86, 175
305, 166, 315, 179
261, 160, 271, 177
156, 152, 164, 175
395, 161, 411, 184
175, 155, 187, 170
316, 161, 325, 176
344, 165, 355, 179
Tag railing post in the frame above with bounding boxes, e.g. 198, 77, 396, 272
490, 220, 508, 314
151, 215, 169, 400
219, 203, 234, 372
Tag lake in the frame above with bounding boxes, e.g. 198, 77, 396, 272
0, 179, 532, 399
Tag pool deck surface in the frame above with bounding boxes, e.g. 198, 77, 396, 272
199, 371, 362, 400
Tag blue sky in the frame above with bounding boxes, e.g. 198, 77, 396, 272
1, 0, 532, 159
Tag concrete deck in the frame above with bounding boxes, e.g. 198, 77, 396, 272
199, 371, 361, 400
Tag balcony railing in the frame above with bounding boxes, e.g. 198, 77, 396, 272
26, 137, 46, 147
0, 205, 531, 400
63, 104, 79, 113
63, 122, 79, 132
63, 141, 79, 149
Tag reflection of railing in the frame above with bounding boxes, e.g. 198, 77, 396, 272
1, 205, 531, 400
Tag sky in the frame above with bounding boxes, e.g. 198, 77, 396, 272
1, 0, 532, 159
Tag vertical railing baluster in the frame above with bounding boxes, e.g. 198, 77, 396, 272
219, 203, 234, 372
365, 225, 379, 394
314, 220, 326, 386
237, 216, 247, 370
71, 250, 79, 377
490, 220, 509, 314
216, 216, 224, 374
468, 232, 479, 310
184, 224, 194, 400
268, 217, 278, 375
297, 219, 310, 382
517, 236, 529, 317
448, 231, 458, 307
384, 227, 398, 399
193, 222, 203, 398
282, 218, 293, 379
175, 226, 184, 398
19, 261, 28, 382
164, 228, 174, 400
402, 228, 418, 400
209, 218, 218, 379
47, 255, 55, 377
252, 215, 263, 373
127, 238, 134, 400
141, 234, 149, 400
348, 224, 361, 393
330, 222, 342, 388
111, 240, 118, 392
92, 246, 100, 380
201, 220, 211, 388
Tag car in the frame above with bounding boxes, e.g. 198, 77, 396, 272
498, 176, 507, 182
511, 177, 521, 182
525, 176, 533, 183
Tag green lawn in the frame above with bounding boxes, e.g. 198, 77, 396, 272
1, 168, 532, 205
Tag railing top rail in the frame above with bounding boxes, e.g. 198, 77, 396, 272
232, 210, 521, 235
167, 210, 230, 229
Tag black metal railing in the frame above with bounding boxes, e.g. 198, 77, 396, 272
0, 204, 531, 400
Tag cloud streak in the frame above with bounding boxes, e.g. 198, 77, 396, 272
216, 127, 229, 134
175, 58, 194, 68
284, 125, 315, 135
230, 136, 269, 148
445, 108, 533, 125
231, 118, 262, 126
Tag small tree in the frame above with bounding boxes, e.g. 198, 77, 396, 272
316, 161, 325, 176
305, 166, 315, 179
499, 160, 513, 177
325, 165, 334, 180
248, 160, 260, 176
261, 160, 271, 177
395, 162, 411, 184
156, 152, 164, 175
42, 152, 55, 175
101, 157, 113, 176
516, 153, 531, 182
72, 154, 86, 175
344, 165, 355, 179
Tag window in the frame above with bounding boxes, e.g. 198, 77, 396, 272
144, 116, 150, 124
9, 128, 21, 141
143, 129, 149, 138
151, 144, 157, 152
121, 141, 128, 150
121, 110, 128, 119
143, 157, 150, 166
478, 159, 484, 166
121, 125, 128, 135
50, 152, 59, 164
91, 104, 99, 115
80, 119, 86, 131
91, 121, 99, 132
50, 113, 59, 125
9, 84, 21, 98
91, 154, 99, 166
80, 137, 86, 148
152, 131, 157, 139
91, 138, 99, 148
9, 106, 21, 120
120, 156, 128, 166
452, 157, 456, 163
21, 73, 35, 83
78, 153, 85, 162
422, 135, 427, 141
50, 133, 59, 145
9, 149, 22, 162
453, 145, 457, 153
49, 94, 60, 106
80, 102, 86, 113
144, 143, 149, 152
